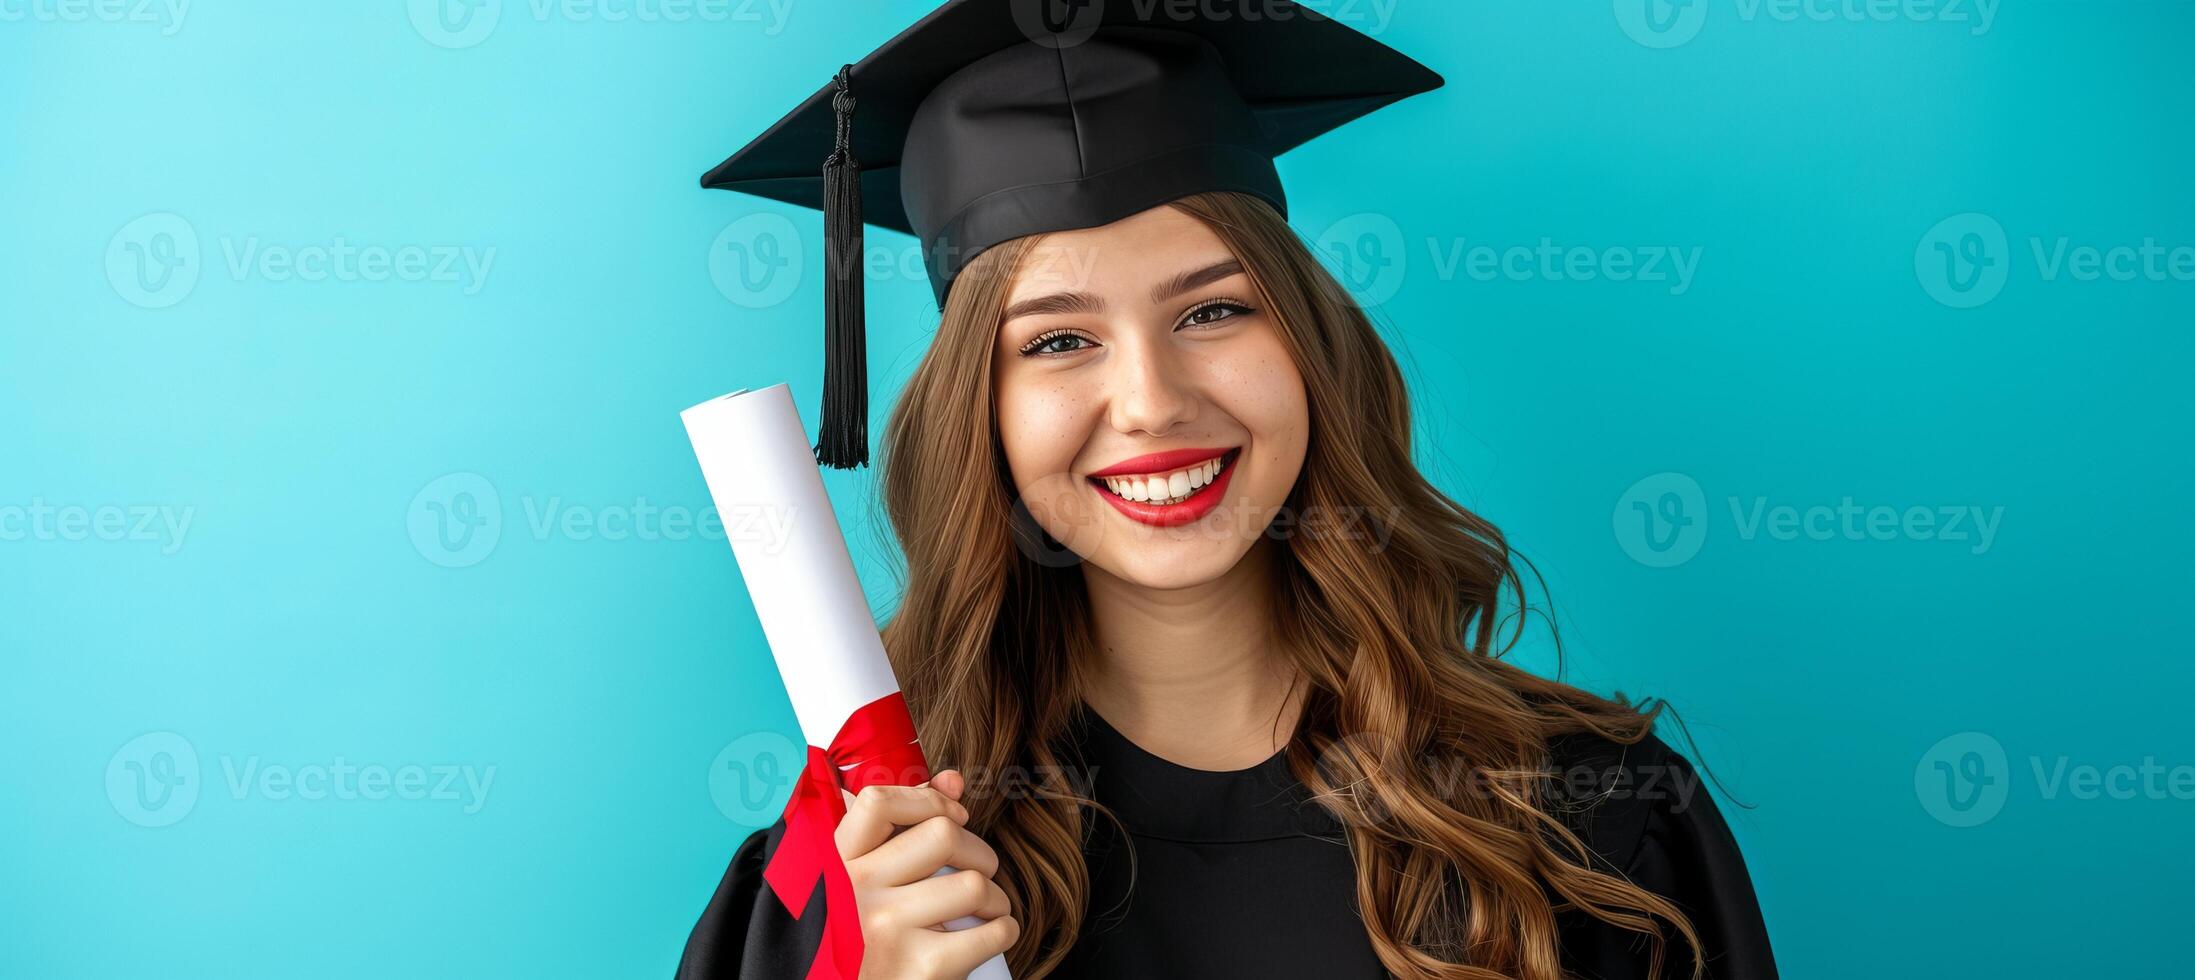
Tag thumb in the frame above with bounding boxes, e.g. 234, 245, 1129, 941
932, 768, 965, 801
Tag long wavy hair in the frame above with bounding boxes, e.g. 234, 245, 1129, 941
874, 191, 1705, 979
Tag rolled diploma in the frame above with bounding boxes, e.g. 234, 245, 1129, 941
681, 384, 1012, 980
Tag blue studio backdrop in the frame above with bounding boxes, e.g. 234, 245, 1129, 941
4, 2, 2190, 977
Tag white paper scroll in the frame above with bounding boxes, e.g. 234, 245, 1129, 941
681, 384, 1012, 980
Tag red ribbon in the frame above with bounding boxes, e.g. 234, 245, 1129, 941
762, 691, 932, 980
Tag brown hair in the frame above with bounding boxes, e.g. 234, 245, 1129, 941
875, 191, 1705, 979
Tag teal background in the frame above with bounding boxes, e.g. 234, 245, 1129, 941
4, 1, 2189, 977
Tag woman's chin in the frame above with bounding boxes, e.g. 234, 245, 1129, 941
1085, 539, 1256, 592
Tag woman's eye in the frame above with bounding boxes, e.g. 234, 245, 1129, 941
1021, 332, 1094, 357
1181, 301, 1251, 328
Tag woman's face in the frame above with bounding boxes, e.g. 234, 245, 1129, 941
991, 203, 1310, 590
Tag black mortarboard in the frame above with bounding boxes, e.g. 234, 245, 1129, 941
701, 0, 1443, 469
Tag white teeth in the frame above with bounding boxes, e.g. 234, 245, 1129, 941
1095, 455, 1229, 505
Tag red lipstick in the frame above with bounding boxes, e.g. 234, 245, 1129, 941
1086, 447, 1241, 528
1087, 447, 1233, 478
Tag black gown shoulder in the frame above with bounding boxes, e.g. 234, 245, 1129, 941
675, 818, 822, 980
674, 727, 1777, 979
1545, 730, 1780, 980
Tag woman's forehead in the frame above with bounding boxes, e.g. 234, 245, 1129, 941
1007, 206, 1240, 306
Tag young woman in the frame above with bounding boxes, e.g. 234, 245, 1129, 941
681, 4, 1776, 978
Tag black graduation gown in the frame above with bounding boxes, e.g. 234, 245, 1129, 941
675, 705, 1778, 979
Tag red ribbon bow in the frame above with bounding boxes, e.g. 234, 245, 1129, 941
762, 691, 932, 980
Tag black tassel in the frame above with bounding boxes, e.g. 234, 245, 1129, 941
816, 63, 868, 470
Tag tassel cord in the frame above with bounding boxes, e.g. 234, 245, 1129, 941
817, 63, 869, 469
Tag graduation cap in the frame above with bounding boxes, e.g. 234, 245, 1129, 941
702, 0, 1443, 469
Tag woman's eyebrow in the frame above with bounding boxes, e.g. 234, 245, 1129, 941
1002, 258, 1246, 323
1151, 258, 1243, 305
1002, 290, 1102, 322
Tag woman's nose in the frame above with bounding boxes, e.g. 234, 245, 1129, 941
1106, 337, 1198, 436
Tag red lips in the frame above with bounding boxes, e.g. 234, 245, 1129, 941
1086, 448, 1241, 528
1085, 447, 1234, 478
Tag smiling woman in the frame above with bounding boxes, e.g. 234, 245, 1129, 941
990, 208, 1309, 555
837, 190, 1776, 979
676, 2, 1775, 979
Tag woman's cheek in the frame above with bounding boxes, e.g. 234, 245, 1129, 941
1213, 339, 1310, 486
1000, 382, 1085, 479
997, 381, 1097, 533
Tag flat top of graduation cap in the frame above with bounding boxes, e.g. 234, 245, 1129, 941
699, 0, 1442, 469
702, 0, 1443, 304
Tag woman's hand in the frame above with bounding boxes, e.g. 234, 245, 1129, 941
839, 769, 1019, 980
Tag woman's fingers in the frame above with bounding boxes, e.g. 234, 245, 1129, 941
914, 913, 1020, 978
836, 779, 970, 861
879, 868, 1011, 931
832, 770, 1013, 980
930, 768, 965, 800
861, 813, 1001, 885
